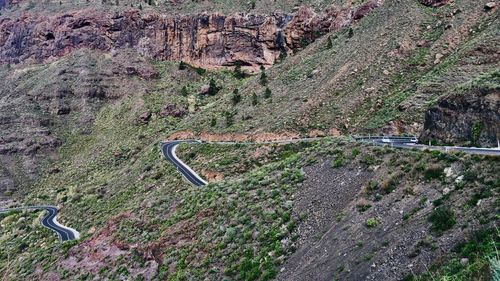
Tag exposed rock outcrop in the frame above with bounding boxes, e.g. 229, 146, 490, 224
420, 88, 500, 147
0, 1, 382, 70
418, 0, 450, 7
159, 104, 187, 118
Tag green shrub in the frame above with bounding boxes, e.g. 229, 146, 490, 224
408, 228, 499, 280
471, 121, 483, 145
463, 169, 477, 182
381, 174, 400, 194
239, 251, 260, 281
365, 218, 379, 228
428, 206, 456, 234
331, 157, 343, 168
351, 148, 360, 157
356, 203, 371, 213
361, 154, 376, 165
423, 165, 444, 181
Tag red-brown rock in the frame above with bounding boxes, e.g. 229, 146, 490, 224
0, 2, 382, 71
138, 111, 152, 123
159, 104, 187, 118
419, 0, 449, 7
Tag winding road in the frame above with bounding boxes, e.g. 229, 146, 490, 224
161, 140, 208, 186
0, 206, 80, 242
162, 136, 499, 187
2, 136, 497, 242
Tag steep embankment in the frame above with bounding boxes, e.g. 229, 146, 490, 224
420, 71, 500, 147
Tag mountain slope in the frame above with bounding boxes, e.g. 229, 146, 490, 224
0, 0, 499, 280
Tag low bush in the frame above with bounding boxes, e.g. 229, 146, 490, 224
331, 157, 343, 168
365, 218, 379, 228
423, 165, 444, 181
428, 206, 456, 234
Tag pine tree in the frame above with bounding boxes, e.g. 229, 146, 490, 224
234, 64, 246, 79
347, 28, 354, 38
179, 61, 187, 70
180, 86, 189, 97
224, 111, 234, 127
264, 87, 272, 99
326, 35, 333, 49
208, 79, 219, 96
278, 50, 287, 62
251, 93, 258, 106
260, 70, 268, 86
231, 89, 241, 105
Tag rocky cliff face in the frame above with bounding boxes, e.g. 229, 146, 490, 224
0, 1, 382, 71
420, 87, 500, 147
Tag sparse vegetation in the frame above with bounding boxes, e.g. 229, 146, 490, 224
406, 228, 499, 281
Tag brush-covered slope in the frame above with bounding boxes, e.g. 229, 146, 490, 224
0, 0, 499, 280
175, 0, 498, 140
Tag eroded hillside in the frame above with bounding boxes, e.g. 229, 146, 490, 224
0, 0, 499, 280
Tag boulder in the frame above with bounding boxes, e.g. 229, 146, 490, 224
198, 85, 211, 96
159, 104, 187, 118
485, 2, 497, 10
138, 111, 152, 123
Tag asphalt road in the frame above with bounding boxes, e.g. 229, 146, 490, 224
162, 136, 499, 185
355, 136, 500, 156
161, 140, 208, 186
0, 206, 80, 242
2, 136, 494, 244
